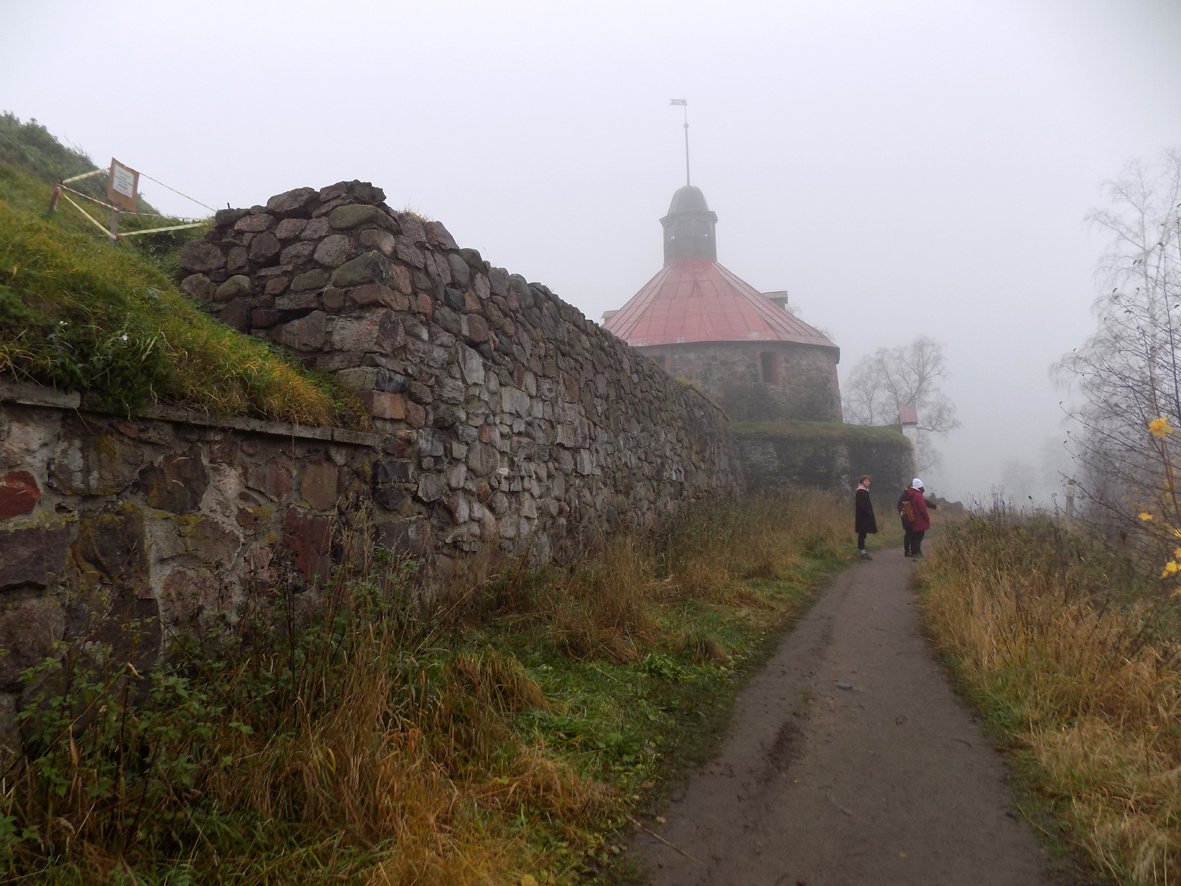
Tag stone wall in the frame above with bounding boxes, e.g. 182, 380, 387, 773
641, 341, 842, 423
0, 382, 391, 759
734, 422, 913, 499
0, 180, 745, 757
177, 181, 742, 568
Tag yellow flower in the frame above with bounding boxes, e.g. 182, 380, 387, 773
1148, 416, 1174, 438
1173, 547, 1181, 558
1163, 561, 1180, 577
1140, 512, 1154, 521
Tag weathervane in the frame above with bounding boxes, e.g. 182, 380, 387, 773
670, 98, 690, 186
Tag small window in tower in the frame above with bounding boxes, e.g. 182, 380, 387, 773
760, 351, 779, 384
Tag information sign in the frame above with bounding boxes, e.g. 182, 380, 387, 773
107, 159, 139, 211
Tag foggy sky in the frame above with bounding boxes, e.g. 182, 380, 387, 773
4, 0, 1181, 504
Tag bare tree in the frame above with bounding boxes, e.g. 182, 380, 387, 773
842, 336, 959, 472
1054, 150, 1181, 556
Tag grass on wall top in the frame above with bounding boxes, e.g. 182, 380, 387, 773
0, 119, 359, 425
731, 419, 913, 448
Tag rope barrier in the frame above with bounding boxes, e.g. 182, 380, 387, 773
117, 220, 208, 237
59, 168, 106, 185
60, 184, 116, 211
59, 192, 114, 237
138, 171, 216, 213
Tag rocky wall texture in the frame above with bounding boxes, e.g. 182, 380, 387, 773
642, 341, 842, 423
734, 423, 913, 499
0, 383, 392, 759
0, 181, 743, 759
177, 181, 743, 568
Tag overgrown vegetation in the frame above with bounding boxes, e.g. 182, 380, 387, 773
919, 509, 1181, 885
0, 491, 858, 885
0, 113, 359, 423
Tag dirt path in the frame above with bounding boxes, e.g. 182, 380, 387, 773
629, 547, 1053, 886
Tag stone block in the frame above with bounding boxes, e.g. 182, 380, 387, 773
357, 391, 405, 420
185, 517, 240, 564
300, 461, 339, 510
244, 458, 294, 501
281, 507, 332, 585
248, 231, 281, 264
314, 233, 353, 268
0, 524, 70, 591
179, 241, 225, 273
290, 268, 329, 291
275, 291, 320, 312
264, 276, 290, 296
331, 251, 392, 288
0, 597, 64, 689
331, 310, 405, 354
334, 367, 379, 392
358, 228, 397, 256
275, 217, 308, 239
215, 274, 252, 302
266, 187, 319, 218
0, 471, 39, 520
461, 313, 490, 344
234, 212, 275, 233
218, 297, 251, 331
76, 503, 148, 587
48, 433, 142, 496
140, 450, 209, 514
226, 246, 248, 273
180, 273, 215, 300
426, 220, 459, 250
416, 472, 447, 503
273, 311, 327, 352
375, 516, 429, 557
329, 203, 396, 231
281, 240, 317, 266
394, 238, 426, 269
162, 569, 227, 629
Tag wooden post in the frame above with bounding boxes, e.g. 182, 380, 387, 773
48, 182, 61, 213
108, 205, 120, 245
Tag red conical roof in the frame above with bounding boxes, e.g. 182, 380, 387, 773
604, 257, 837, 349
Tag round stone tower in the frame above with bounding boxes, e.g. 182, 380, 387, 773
603, 184, 842, 423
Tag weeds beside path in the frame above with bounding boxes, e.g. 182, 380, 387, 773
921, 513, 1181, 886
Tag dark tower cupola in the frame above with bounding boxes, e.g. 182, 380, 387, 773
660, 184, 718, 262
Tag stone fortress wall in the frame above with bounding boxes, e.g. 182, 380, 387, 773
0, 180, 744, 755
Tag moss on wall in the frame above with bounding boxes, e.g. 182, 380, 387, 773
733, 421, 913, 497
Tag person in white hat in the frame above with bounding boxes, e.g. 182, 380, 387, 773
901, 478, 938, 559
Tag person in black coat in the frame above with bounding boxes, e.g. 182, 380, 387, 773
854, 474, 877, 560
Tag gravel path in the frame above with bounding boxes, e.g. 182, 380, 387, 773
629, 547, 1053, 886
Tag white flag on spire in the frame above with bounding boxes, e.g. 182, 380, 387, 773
669, 98, 687, 106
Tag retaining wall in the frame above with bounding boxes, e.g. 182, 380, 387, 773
0, 180, 745, 758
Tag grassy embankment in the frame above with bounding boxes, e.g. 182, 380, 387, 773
919, 510, 1181, 885
0, 113, 357, 423
0, 491, 867, 885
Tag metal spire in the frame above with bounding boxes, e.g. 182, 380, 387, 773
670, 98, 689, 186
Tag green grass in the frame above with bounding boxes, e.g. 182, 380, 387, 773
732, 418, 912, 446
0, 116, 361, 424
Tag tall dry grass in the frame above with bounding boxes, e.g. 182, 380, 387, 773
1, 489, 856, 884
921, 510, 1181, 884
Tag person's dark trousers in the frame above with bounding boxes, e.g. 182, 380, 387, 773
857, 532, 868, 550
902, 522, 915, 555
912, 529, 926, 556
